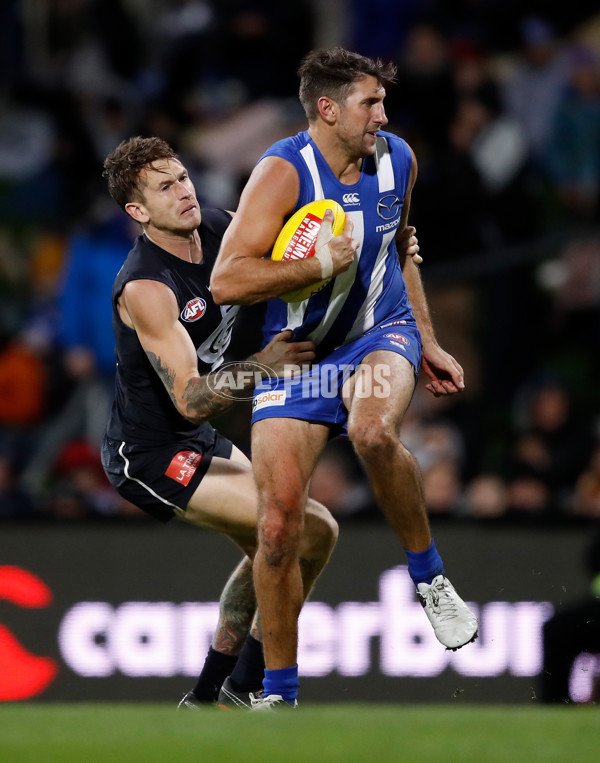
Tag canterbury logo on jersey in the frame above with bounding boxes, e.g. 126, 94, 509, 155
342, 193, 360, 205
181, 297, 207, 322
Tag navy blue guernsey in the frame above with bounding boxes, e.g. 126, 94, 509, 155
106, 209, 237, 445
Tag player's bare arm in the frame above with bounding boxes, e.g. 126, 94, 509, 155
399, 152, 464, 397
402, 255, 464, 397
210, 157, 357, 305
119, 279, 315, 422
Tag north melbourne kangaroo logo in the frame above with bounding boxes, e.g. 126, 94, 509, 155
0, 566, 58, 700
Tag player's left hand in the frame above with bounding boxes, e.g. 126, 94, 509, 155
421, 345, 465, 397
398, 225, 422, 265
256, 329, 315, 378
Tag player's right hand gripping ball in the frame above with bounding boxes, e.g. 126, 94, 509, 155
271, 199, 345, 303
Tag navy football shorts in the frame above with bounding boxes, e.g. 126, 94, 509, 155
251, 320, 422, 431
101, 424, 233, 523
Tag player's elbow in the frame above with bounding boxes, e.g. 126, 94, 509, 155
211, 281, 246, 305
209, 279, 229, 305
174, 394, 210, 426
172, 396, 193, 423
209, 268, 234, 305
211, 269, 256, 305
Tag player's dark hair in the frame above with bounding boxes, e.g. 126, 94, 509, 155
103, 136, 179, 209
298, 47, 397, 121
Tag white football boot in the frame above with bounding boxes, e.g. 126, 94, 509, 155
417, 575, 478, 650
250, 694, 298, 710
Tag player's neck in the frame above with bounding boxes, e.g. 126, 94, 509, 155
145, 227, 203, 263
309, 126, 363, 185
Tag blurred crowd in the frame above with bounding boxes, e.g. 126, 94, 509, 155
1, 0, 600, 524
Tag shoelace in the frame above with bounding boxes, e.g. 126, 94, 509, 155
425, 581, 460, 622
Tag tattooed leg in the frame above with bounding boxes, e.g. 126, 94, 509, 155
212, 556, 257, 655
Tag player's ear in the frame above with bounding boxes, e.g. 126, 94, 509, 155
125, 201, 150, 225
317, 96, 337, 125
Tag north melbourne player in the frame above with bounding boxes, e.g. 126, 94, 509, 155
211, 47, 479, 709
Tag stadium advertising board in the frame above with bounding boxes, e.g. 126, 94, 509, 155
0, 522, 594, 703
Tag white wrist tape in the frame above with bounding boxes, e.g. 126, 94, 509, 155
314, 240, 334, 279
313, 217, 334, 279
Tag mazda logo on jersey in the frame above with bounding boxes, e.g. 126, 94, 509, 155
377, 195, 401, 220
181, 297, 207, 322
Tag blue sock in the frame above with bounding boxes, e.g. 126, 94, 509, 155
263, 665, 299, 704
405, 540, 444, 586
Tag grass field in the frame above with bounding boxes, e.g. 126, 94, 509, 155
1, 703, 598, 762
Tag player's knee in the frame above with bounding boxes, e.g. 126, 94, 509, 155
257, 475, 305, 513
349, 419, 399, 462
258, 506, 303, 567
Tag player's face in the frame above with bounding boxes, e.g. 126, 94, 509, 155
336, 76, 388, 158
137, 159, 201, 234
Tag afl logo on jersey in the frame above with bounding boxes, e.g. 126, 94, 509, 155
384, 332, 409, 345
181, 297, 207, 322
377, 194, 401, 220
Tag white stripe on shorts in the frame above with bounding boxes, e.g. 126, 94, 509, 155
118, 441, 185, 515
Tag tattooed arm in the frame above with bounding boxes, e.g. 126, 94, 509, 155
118, 279, 315, 424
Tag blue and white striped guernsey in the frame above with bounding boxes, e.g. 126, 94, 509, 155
260, 129, 416, 360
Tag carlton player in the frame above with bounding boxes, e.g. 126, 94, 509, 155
100, 136, 339, 710
211, 47, 478, 709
